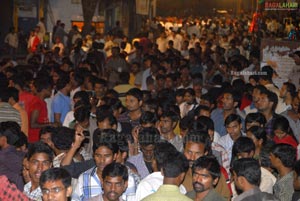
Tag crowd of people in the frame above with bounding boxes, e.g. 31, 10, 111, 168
0, 13, 300, 201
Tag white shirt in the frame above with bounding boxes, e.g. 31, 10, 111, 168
135, 172, 186, 201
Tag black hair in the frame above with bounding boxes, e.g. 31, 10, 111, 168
40, 168, 71, 188
183, 130, 211, 154
271, 143, 296, 168
74, 105, 90, 123
273, 115, 295, 137
27, 141, 54, 161
138, 127, 160, 146
294, 160, 300, 177
52, 127, 75, 151
259, 89, 278, 112
179, 116, 192, 130
192, 155, 221, 180
102, 162, 128, 181
162, 151, 189, 178
140, 111, 157, 125
175, 88, 185, 97
0, 87, 10, 102
34, 78, 52, 93
193, 105, 211, 117
245, 112, 266, 128
232, 158, 261, 186
126, 88, 143, 101
7, 87, 19, 102
193, 116, 214, 131
283, 82, 296, 96
159, 110, 180, 123
247, 126, 267, 145
73, 91, 90, 105
154, 141, 177, 170
97, 113, 117, 127
223, 89, 242, 108
56, 73, 70, 90
224, 114, 242, 126
39, 126, 57, 139
119, 72, 130, 84
93, 129, 119, 154
14, 131, 28, 149
232, 137, 255, 159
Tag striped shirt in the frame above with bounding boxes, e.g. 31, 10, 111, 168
0, 102, 21, 126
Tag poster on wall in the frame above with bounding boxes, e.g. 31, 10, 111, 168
261, 38, 300, 88
136, 0, 149, 15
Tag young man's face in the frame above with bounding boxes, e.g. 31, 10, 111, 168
40, 133, 54, 149
41, 180, 72, 201
28, 153, 52, 185
192, 168, 218, 193
184, 141, 207, 168
226, 121, 242, 141
257, 94, 272, 112
94, 146, 116, 172
125, 95, 141, 112
222, 93, 235, 110
140, 144, 155, 162
159, 117, 175, 134
102, 176, 128, 201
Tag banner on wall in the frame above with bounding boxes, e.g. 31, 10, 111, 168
261, 39, 300, 88
136, 0, 149, 15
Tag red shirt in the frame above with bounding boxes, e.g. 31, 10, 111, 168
28, 96, 48, 143
273, 135, 298, 148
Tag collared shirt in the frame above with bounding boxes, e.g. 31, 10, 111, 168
72, 166, 139, 201
88, 194, 124, 201
211, 142, 230, 176
273, 171, 294, 201
0, 176, 28, 201
136, 172, 187, 201
142, 184, 192, 201
127, 153, 150, 179
23, 182, 42, 201
160, 134, 183, 152
118, 111, 141, 133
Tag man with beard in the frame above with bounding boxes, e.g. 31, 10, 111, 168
231, 158, 277, 201
186, 156, 225, 201
88, 163, 128, 201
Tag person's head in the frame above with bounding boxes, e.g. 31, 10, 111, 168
0, 124, 20, 148
232, 137, 255, 162
184, 88, 196, 104
125, 88, 143, 112
245, 112, 266, 131
270, 143, 296, 169
246, 126, 267, 150
39, 126, 56, 149
280, 82, 296, 99
222, 89, 241, 110
52, 127, 75, 151
232, 158, 261, 192
40, 168, 72, 201
259, 66, 275, 84
154, 141, 178, 171
26, 142, 54, 186
97, 113, 117, 130
93, 130, 119, 172
257, 89, 278, 113
192, 116, 215, 141
194, 105, 211, 118
162, 151, 189, 185
225, 114, 243, 141
33, 78, 52, 98
293, 160, 300, 191
101, 163, 128, 201
140, 111, 157, 128
179, 116, 192, 138
199, 93, 215, 110
56, 73, 71, 92
159, 110, 179, 135
252, 85, 267, 108
273, 115, 294, 140
192, 156, 221, 194
138, 127, 160, 162
7, 87, 19, 105
183, 130, 211, 167
175, 88, 185, 105
93, 78, 107, 98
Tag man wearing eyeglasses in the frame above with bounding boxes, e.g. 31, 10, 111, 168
40, 168, 72, 201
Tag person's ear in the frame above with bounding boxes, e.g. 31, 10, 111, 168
113, 153, 117, 161
66, 186, 72, 197
212, 177, 219, 186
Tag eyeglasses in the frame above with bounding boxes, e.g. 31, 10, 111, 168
42, 187, 65, 195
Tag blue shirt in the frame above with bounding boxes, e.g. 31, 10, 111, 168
51, 91, 71, 123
